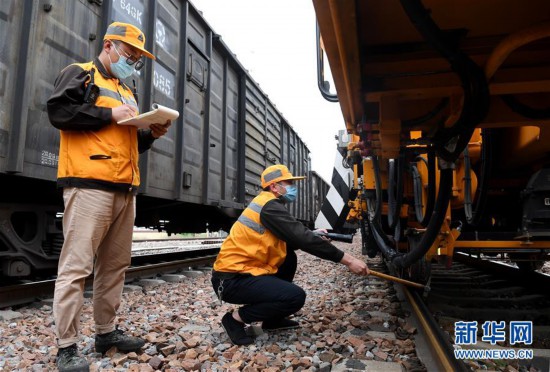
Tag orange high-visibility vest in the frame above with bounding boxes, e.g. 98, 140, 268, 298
56, 61, 140, 186
214, 191, 287, 276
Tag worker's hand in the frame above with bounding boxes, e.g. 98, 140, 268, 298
112, 104, 137, 122
150, 120, 171, 138
313, 228, 330, 241
340, 252, 369, 276
347, 257, 369, 275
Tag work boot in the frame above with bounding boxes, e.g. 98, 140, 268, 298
95, 328, 145, 353
262, 318, 301, 331
221, 312, 254, 345
56, 344, 89, 372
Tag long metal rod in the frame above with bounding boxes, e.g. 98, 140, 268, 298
369, 269, 427, 289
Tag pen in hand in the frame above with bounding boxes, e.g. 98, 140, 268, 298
133, 79, 139, 106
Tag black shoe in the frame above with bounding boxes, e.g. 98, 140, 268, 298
56, 344, 89, 372
95, 328, 145, 353
262, 318, 301, 331
221, 312, 254, 345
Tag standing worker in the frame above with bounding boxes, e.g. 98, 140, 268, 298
211, 164, 369, 345
47, 22, 171, 372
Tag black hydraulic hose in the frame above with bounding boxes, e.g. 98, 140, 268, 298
387, 156, 404, 229
434, 60, 489, 162
367, 157, 404, 259
364, 155, 404, 254
463, 146, 473, 222
411, 163, 424, 222
423, 150, 436, 226
399, 0, 490, 162
361, 218, 380, 258
391, 168, 453, 268
402, 98, 449, 128
467, 129, 492, 226
393, 218, 402, 243
501, 95, 550, 120
370, 156, 383, 220
369, 156, 396, 249
387, 159, 397, 226
411, 151, 435, 226
368, 155, 453, 268
370, 218, 400, 259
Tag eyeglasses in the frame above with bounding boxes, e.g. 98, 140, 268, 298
111, 41, 144, 70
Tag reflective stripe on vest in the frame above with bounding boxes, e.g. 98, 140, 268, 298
248, 202, 263, 213
56, 61, 140, 186
213, 191, 287, 276
98, 86, 138, 109
237, 214, 265, 234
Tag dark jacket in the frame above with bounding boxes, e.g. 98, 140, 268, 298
47, 57, 155, 193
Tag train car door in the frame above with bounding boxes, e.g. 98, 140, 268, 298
140, 0, 180, 199
244, 78, 267, 204
265, 102, 282, 166
2, 0, 101, 179
183, 44, 207, 203
208, 47, 241, 208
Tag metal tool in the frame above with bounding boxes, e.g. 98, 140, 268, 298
369, 269, 429, 291
314, 231, 354, 243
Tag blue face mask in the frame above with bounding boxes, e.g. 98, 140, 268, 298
281, 184, 298, 203
108, 43, 135, 79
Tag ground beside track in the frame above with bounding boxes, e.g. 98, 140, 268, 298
0, 239, 424, 371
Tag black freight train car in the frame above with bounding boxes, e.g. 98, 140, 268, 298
0, 0, 323, 277
308, 171, 329, 229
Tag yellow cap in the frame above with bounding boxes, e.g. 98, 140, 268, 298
261, 164, 306, 189
104, 22, 155, 60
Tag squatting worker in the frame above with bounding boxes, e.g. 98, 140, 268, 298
47, 22, 171, 372
211, 164, 369, 345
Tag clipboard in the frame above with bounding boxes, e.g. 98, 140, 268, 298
117, 103, 180, 129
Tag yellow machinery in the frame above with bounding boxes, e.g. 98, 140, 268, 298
313, 0, 550, 277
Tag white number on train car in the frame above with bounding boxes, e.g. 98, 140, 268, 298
156, 20, 166, 49
114, 0, 143, 26
41, 150, 59, 166
153, 62, 176, 99
153, 71, 171, 97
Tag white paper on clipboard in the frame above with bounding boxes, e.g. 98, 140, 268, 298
117, 103, 179, 129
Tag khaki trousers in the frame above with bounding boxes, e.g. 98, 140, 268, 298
53, 188, 135, 348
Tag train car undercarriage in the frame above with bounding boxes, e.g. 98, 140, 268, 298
313, 0, 550, 279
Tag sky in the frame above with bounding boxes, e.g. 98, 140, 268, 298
191, 0, 344, 182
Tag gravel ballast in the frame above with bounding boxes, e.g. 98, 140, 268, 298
0, 239, 425, 371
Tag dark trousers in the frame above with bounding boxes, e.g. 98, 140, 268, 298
211, 249, 306, 324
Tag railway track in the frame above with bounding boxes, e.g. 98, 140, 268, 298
131, 237, 224, 257
0, 246, 220, 308
395, 255, 550, 371
402, 287, 470, 372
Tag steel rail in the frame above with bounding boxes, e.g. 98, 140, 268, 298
453, 252, 550, 292
0, 254, 218, 309
403, 287, 469, 372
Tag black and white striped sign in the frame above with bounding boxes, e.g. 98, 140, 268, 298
315, 148, 353, 231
